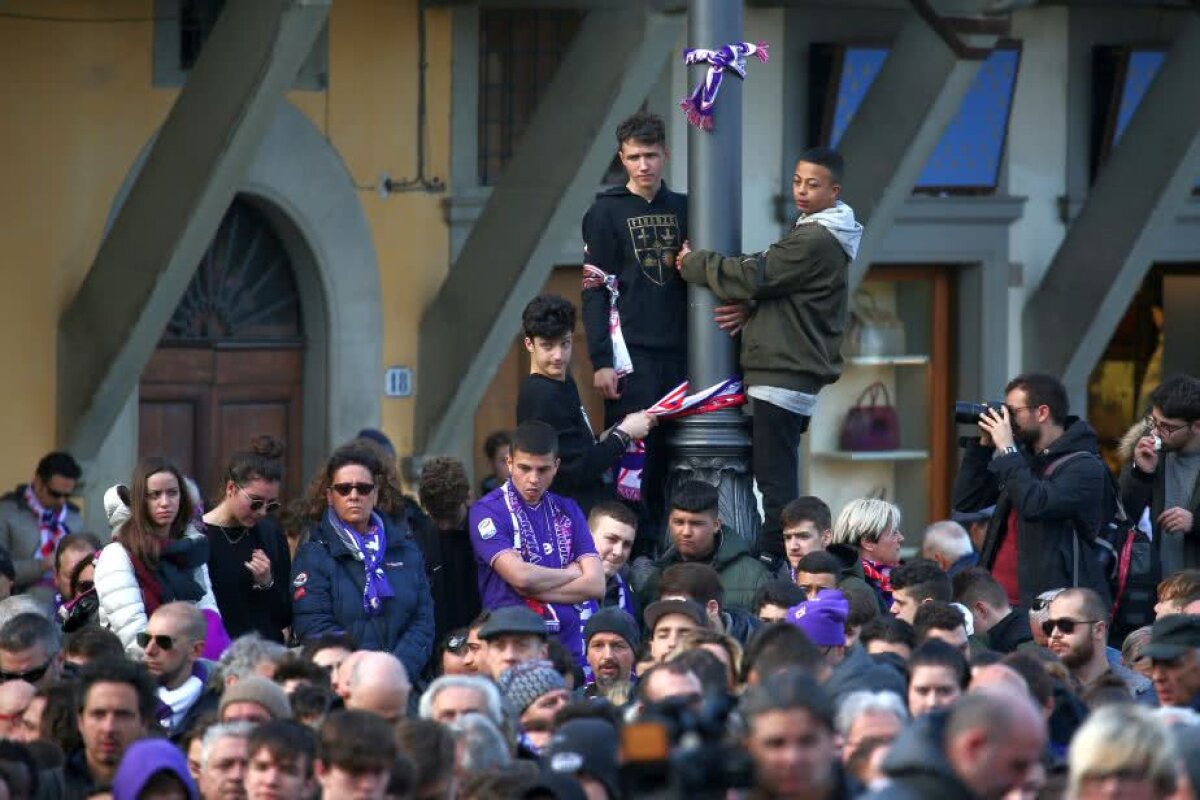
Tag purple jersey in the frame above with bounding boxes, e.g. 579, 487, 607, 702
468, 482, 599, 670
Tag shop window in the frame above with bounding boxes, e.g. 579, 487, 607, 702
811, 44, 1021, 194
477, 9, 584, 185
152, 0, 328, 89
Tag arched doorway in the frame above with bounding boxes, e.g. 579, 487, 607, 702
138, 198, 306, 501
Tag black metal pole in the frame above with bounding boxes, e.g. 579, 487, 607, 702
668, 0, 760, 549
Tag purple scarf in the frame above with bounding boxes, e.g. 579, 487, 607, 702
680, 41, 769, 130
326, 509, 395, 616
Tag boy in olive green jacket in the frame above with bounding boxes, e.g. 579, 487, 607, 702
676, 147, 862, 562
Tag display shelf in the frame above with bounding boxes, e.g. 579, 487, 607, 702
845, 355, 931, 367
811, 450, 930, 462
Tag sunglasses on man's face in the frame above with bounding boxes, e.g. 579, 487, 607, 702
45, 487, 73, 500
330, 482, 376, 497
0, 659, 53, 684
136, 632, 177, 651
1041, 618, 1099, 637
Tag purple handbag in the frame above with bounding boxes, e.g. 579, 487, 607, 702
839, 382, 901, 452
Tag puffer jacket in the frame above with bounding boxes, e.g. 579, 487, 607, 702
291, 512, 435, 679
641, 527, 771, 612
94, 488, 219, 659
0, 485, 84, 593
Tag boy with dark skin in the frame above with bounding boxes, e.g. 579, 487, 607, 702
678, 147, 862, 561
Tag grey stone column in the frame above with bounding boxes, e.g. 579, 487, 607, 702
667, 0, 760, 550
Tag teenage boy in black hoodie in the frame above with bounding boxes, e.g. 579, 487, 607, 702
517, 294, 653, 513
581, 112, 693, 550
677, 147, 863, 561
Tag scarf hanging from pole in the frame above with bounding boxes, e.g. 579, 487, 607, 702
680, 41, 769, 131
615, 378, 747, 501
582, 262, 634, 377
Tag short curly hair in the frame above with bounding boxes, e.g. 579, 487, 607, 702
418, 457, 471, 524
521, 294, 574, 341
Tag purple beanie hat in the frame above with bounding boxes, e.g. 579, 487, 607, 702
786, 588, 849, 647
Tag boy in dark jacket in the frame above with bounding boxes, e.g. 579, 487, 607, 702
677, 147, 861, 561
516, 294, 653, 513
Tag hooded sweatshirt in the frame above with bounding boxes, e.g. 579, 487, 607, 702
111, 738, 199, 800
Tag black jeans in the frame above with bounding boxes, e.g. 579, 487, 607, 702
604, 349, 687, 557
752, 398, 811, 559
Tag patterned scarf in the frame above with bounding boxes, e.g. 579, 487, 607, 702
680, 41, 769, 130
861, 559, 895, 608
581, 263, 633, 376
25, 485, 70, 564
326, 509, 395, 617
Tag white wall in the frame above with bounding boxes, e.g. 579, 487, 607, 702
1005, 6, 1071, 376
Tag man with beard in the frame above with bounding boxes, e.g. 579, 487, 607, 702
45, 658, 158, 797
1046, 588, 1150, 699
143, 602, 218, 741
580, 608, 639, 702
1123, 375, 1200, 577
952, 373, 1111, 607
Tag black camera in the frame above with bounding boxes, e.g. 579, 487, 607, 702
620, 692, 753, 799
954, 401, 1005, 425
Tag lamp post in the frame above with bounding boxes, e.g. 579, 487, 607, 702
667, 0, 760, 549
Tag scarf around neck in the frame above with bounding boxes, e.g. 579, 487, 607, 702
326, 509, 395, 616
861, 559, 894, 607
25, 485, 70, 564
127, 535, 208, 617
795, 200, 863, 260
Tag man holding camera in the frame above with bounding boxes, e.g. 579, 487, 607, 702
951, 373, 1111, 608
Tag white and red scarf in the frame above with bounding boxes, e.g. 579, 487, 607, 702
26, 485, 70, 564
615, 378, 747, 501
582, 262, 634, 377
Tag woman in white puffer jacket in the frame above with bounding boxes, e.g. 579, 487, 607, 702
94, 457, 224, 659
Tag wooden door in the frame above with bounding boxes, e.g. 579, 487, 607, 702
139, 199, 306, 504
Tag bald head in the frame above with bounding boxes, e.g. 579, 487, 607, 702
921, 521, 973, 570
970, 664, 1028, 697
333, 650, 368, 701
944, 691, 1045, 799
345, 652, 410, 723
151, 601, 207, 642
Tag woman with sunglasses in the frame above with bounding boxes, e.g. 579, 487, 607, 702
94, 458, 224, 658
291, 441, 435, 679
200, 436, 292, 643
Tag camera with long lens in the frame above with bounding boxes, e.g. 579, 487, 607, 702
954, 400, 1006, 425
620, 692, 753, 799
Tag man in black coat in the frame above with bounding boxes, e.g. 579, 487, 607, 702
952, 373, 1111, 608
416, 458, 482, 649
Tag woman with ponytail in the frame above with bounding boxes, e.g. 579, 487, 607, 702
201, 436, 293, 642
95, 458, 224, 658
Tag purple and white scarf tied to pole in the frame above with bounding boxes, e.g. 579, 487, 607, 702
581, 262, 633, 377
616, 378, 747, 501
326, 509, 395, 616
680, 41, 769, 131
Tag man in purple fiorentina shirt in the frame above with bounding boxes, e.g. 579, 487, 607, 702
468, 421, 606, 671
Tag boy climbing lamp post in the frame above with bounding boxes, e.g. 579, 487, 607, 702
667, 0, 760, 549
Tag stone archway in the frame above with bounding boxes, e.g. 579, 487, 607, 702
85, 102, 382, 532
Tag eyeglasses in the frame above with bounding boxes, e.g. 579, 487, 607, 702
0, 659, 53, 684
331, 482, 376, 497
45, 487, 73, 500
1144, 415, 1188, 437
1041, 618, 1100, 637
238, 485, 280, 514
136, 632, 177, 651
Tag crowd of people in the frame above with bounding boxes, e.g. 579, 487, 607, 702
0, 110, 1192, 800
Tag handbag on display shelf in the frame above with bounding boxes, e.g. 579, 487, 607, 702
844, 289, 907, 357
839, 382, 901, 452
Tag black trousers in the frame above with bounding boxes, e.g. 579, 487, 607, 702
752, 398, 811, 559
604, 349, 686, 557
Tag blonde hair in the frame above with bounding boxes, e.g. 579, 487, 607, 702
831, 498, 902, 548
1067, 705, 1176, 798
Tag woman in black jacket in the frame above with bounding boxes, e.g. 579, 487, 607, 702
200, 436, 292, 642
